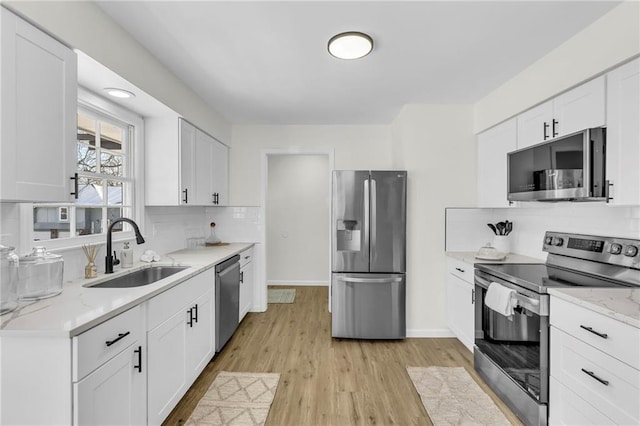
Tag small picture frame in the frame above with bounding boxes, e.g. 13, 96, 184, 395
58, 206, 69, 222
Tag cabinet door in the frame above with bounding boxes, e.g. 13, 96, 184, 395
552, 76, 605, 137
1, 8, 77, 202
187, 289, 214, 380
74, 343, 145, 425
606, 58, 640, 206
147, 310, 188, 425
446, 274, 474, 352
516, 101, 553, 149
179, 119, 196, 205
239, 261, 254, 321
194, 129, 215, 205
477, 118, 516, 207
212, 139, 229, 206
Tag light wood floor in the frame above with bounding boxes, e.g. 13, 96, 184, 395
163, 286, 522, 425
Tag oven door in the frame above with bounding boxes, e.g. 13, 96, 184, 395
474, 270, 549, 426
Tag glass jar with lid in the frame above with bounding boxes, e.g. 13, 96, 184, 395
0, 245, 19, 314
18, 246, 64, 300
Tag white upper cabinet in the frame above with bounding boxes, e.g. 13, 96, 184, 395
146, 116, 229, 206
517, 76, 605, 149
477, 118, 517, 207
0, 7, 77, 202
605, 58, 640, 206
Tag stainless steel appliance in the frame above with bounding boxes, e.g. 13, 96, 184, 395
215, 255, 240, 351
474, 231, 640, 426
507, 128, 607, 202
331, 170, 407, 339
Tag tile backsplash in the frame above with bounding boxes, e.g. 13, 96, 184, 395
446, 204, 640, 259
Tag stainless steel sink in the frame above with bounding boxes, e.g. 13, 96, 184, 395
87, 266, 189, 288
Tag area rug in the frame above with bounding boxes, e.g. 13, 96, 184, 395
406, 366, 511, 425
267, 288, 296, 303
186, 371, 280, 425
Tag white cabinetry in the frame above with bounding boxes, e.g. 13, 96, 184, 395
239, 246, 254, 321
146, 117, 228, 206
147, 268, 215, 425
516, 77, 605, 149
605, 58, 640, 206
477, 118, 516, 207
549, 296, 640, 425
0, 7, 77, 202
446, 257, 475, 352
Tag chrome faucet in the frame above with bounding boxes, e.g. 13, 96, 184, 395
105, 218, 145, 274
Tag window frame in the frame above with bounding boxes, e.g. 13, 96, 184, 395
22, 87, 145, 252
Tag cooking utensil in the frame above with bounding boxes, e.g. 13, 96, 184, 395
505, 221, 513, 236
487, 224, 497, 235
496, 222, 506, 235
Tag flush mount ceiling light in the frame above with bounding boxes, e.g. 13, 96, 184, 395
104, 88, 136, 99
328, 31, 373, 60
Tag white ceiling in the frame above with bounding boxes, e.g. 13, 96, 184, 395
96, 1, 619, 125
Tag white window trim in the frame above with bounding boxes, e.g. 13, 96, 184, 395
21, 87, 145, 253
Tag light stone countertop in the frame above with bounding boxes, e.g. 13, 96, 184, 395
0, 243, 254, 338
446, 251, 544, 265
548, 287, 640, 329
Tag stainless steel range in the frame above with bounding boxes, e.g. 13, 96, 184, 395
474, 231, 640, 426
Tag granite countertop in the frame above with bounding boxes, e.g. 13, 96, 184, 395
446, 251, 544, 265
0, 243, 253, 338
548, 287, 640, 329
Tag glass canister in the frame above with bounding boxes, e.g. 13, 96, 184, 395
0, 245, 19, 315
18, 247, 64, 300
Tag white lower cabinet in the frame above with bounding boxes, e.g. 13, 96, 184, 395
239, 247, 254, 321
147, 268, 215, 425
446, 257, 475, 351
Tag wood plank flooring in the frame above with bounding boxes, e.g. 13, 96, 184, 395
163, 286, 522, 425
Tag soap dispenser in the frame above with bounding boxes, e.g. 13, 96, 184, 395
121, 241, 133, 268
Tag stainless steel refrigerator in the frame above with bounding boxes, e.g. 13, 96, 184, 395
331, 170, 406, 339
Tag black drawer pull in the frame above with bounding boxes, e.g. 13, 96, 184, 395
581, 368, 609, 386
580, 325, 608, 339
240, 271, 244, 283
455, 267, 465, 273
105, 331, 130, 347
134, 346, 142, 373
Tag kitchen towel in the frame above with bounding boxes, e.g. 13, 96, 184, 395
485, 282, 517, 317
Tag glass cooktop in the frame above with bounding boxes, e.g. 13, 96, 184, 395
475, 263, 630, 293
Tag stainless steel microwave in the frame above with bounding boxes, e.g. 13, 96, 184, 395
507, 127, 606, 202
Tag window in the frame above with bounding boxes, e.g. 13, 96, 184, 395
32, 97, 140, 244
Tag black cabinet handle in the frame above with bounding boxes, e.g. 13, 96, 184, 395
471, 289, 475, 304
182, 188, 188, 204
70, 173, 79, 199
187, 308, 193, 327
105, 331, 130, 347
605, 180, 614, 203
455, 267, 465, 273
581, 368, 609, 386
240, 271, 244, 284
543, 122, 549, 140
580, 325, 608, 339
193, 303, 198, 323
552, 119, 558, 137
134, 346, 142, 373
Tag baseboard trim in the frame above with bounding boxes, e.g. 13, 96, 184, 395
267, 280, 329, 287
406, 328, 456, 338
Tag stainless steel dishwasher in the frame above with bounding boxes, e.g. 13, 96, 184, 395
215, 255, 240, 352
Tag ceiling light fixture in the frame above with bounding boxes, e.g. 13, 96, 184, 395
104, 88, 136, 99
328, 31, 373, 60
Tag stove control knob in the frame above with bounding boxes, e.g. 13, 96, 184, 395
545, 236, 553, 245
609, 243, 623, 255
553, 237, 564, 246
623, 245, 638, 257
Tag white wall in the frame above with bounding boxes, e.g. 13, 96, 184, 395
4, 1, 231, 144
266, 155, 329, 285
391, 105, 476, 336
474, 1, 640, 132
229, 125, 392, 206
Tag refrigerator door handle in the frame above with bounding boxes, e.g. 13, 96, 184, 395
370, 178, 377, 258
364, 178, 370, 254
337, 276, 403, 283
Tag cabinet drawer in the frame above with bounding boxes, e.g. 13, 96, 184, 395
239, 247, 254, 268
549, 377, 614, 425
550, 327, 640, 425
550, 296, 640, 368
73, 305, 143, 381
447, 257, 474, 283
147, 268, 213, 330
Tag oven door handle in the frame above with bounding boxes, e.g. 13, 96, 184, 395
475, 274, 545, 315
